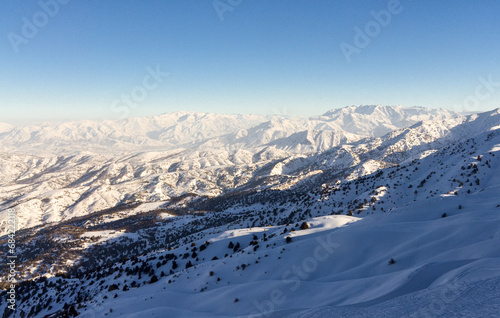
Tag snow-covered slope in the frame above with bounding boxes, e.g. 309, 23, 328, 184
2, 120, 499, 317
1, 105, 500, 317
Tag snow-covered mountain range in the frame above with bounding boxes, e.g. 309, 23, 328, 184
1, 105, 500, 317
0, 105, 464, 233
0, 105, 457, 154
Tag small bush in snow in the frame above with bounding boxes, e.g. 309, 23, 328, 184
108, 284, 119, 292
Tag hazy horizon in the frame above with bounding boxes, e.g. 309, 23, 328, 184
1, 1, 500, 123
1, 103, 495, 127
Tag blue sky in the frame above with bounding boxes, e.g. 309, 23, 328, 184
1, 0, 500, 123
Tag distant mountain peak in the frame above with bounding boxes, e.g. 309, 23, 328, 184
321, 105, 451, 117
0, 122, 14, 134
